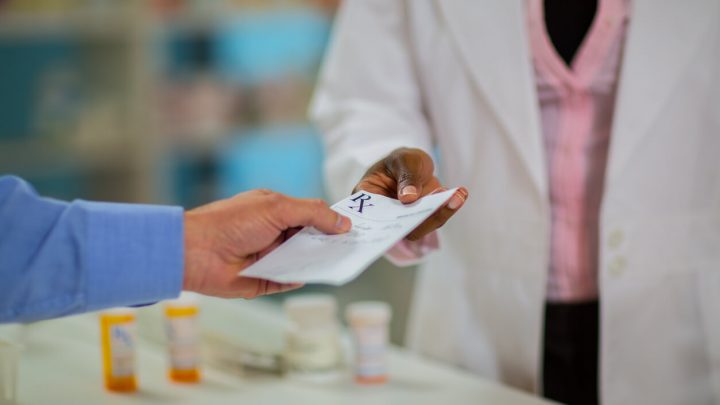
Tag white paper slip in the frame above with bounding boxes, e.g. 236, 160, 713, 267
239, 188, 459, 286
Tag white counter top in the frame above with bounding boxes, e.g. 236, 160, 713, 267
9, 300, 555, 405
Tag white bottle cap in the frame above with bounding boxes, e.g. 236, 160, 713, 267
345, 301, 392, 326
165, 291, 199, 308
101, 307, 136, 316
284, 294, 337, 328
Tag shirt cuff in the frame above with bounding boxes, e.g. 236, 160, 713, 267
79, 200, 184, 312
385, 232, 440, 267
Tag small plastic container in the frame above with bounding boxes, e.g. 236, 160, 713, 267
99, 308, 138, 392
164, 292, 201, 383
284, 294, 343, 375
346, 301, 392, 384
0, 339, 19, 405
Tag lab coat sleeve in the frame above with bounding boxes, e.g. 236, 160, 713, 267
310, 0, 435, 202
0, 176, 183, 323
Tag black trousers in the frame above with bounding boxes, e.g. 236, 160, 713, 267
543, 301, 600, 405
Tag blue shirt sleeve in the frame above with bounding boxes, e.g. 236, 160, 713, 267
0, 176, 184, 323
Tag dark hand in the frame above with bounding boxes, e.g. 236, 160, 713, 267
354, 148, 468, 241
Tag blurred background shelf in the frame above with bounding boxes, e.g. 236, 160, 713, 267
0, 0, 337, 203
0, 11, 131, 39
0, 138, 132, 171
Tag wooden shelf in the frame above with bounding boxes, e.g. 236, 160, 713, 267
0, 137, 133, 173
0, 7, 244, 39
0, 10, 131, 40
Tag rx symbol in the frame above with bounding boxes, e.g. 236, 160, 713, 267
349, 193, 374, 213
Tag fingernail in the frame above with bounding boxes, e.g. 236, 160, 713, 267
401, 186, 418, 196
336, 215, 351, 232
431, 187, 448, 195
448, 193, 466, 210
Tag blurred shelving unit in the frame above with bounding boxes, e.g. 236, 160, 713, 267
0, 0, 338, 204
0, 0, 164, 202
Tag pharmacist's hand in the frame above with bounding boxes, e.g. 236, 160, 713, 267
182, 190, 351, 298
354, 147, 468, 241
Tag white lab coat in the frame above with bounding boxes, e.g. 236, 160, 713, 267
311, 1, 720, 403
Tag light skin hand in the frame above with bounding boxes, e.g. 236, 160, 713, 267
182, 189, 351, 299
354, 147, 469, 241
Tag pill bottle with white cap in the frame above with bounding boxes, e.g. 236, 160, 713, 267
99, 308, 138, 392
164, 292, 201, 383
345, 301, 392, 384
284, 294, 343, 375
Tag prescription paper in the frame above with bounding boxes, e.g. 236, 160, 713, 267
239, 188, 458, 285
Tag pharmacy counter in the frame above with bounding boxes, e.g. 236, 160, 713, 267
13, 300, 556, 405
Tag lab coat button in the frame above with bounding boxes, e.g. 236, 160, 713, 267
609, 256, 626, 276
608, 229, 624, 249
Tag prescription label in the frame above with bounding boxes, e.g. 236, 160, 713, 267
110, 323, 136, 377
166, 317, 199, 370
353, 326, 388, 377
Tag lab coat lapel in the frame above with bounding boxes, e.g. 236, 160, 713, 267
435, 0, 547, 197
608, 0, 718, 183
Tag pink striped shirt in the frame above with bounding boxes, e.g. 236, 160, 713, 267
529, 0, 629, 302
388, 0, 630, 303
